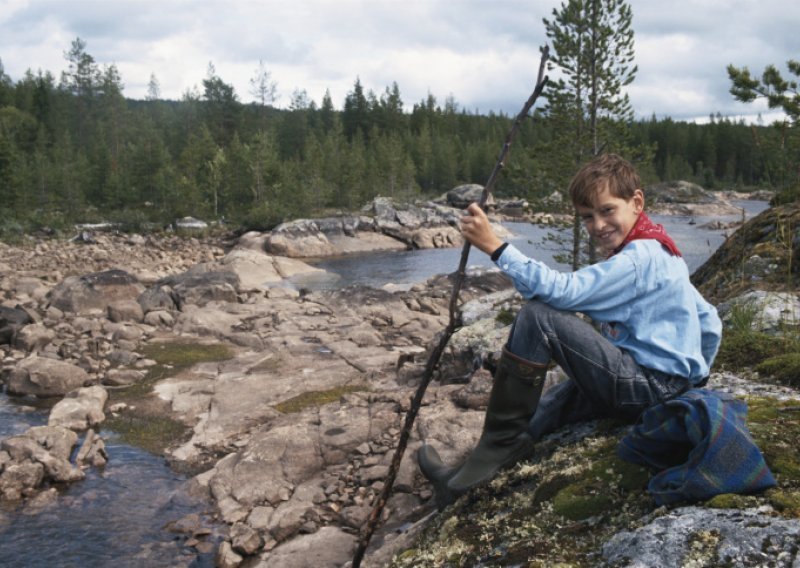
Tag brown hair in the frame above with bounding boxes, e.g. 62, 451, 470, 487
568, 153, 641, 208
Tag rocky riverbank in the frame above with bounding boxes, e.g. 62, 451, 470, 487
0, 193, 796, 567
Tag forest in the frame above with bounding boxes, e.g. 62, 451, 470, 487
0, 37, 797, 239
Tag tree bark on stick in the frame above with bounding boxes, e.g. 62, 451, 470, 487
351, 45, 550, 567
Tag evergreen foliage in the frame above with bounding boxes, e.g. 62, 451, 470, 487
0, 38, 791, 237
541, 0, 654, 268
728, 60, 800, 202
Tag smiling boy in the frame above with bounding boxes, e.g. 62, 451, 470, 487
418, 153, 722, 508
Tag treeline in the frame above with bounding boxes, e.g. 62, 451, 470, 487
0, 40, 794, 236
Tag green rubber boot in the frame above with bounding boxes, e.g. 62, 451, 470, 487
445, 347, 547, 494
416, 444, 460, 511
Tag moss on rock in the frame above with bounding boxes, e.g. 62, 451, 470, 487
274, 385, 367, 414
392, 394, 800, 566
692, 203, 800, 305
103, 414, 190, 456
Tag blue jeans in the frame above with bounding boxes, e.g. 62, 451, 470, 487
505, 301, 690, 442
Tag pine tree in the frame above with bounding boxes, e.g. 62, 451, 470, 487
728, 60, 799, 199
542, 0, 641, 268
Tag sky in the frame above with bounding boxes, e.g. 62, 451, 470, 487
1, 0, 798, 124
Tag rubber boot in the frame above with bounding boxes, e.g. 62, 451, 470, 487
446, 347, 546, 493
416, 444, 459, 511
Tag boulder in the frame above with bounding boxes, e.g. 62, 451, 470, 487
0, 462, 44, 501
137, 286, 177, 313
103, 368, 147, 387
4, 356, 91, 397
717, 291, 800, 334
603, 506, 800, 566
158, 268, 240, 307
13, 323, 56, 352
0, 305, 35, 345
257, 526, 356, 568
107, 299, 145, 323
48, 385, 108, 431
446, 183, 494, 209
47, 269, 145, 314
646, 180, 742, 216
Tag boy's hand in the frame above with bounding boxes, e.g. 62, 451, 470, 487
460, 203, 504, 255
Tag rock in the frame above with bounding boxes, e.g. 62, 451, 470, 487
157, 269, 240, 307
446, 183, 487, 209
13, 323, 56, 352
208, 421, 324, 513
103, 369, 146, 386
107, 299, 144, 323
0, 305, 35, 345
218, 249, 323, 291
256, 526, 356, 568
718, 291, 800, 333
267, 497, 317, 542
216, 541, 243, 568
137, 286, 177, 313
4, 356, 90, 397
0, 462, 45, 500
233, 231, 269, 253
47, 269, 145, 314
143, 310, 175, 327
266, 216, 406, 258
1, 429, 83, 484
75, 429, 108, 467
230, 521, 264, 555
26, 425, 79, 460
48, 385, 108, 431
602, 506, 800, 567
174, 216, 208, 230
647, 180, 718, 205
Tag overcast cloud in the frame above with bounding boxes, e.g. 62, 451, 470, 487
1, 0, 798, 123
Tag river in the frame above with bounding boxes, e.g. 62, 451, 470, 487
0, 199, 768, 565
293, 200, 769, 291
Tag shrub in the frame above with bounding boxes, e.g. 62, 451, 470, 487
755, 353, 800, 388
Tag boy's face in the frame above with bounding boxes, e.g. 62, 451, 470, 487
576, 184, 644, 254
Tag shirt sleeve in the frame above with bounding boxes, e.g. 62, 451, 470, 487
694, 288, 722, 369
494, 243, 640, 317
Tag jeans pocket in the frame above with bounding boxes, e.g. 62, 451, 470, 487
614, 375, 659, 409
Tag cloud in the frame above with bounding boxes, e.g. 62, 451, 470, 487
0, 0, 797, 122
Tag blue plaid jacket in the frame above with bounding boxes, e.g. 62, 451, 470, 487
618, 389, 776, 505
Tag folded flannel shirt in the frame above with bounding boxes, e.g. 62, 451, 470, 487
618, 388, 776, 506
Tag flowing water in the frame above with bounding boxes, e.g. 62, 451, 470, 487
0, 199, 768, 565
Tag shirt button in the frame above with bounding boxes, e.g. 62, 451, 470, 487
502, 264, 509, 270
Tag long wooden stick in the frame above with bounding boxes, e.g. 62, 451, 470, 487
352, 46, 550, 567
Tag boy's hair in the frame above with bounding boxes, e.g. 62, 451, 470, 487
568, 153, 641, 208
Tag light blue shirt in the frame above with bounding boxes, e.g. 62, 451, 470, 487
495, 240, 722, 383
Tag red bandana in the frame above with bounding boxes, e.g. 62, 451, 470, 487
610, 212, 682, 257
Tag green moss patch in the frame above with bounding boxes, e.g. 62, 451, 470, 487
114, 341, 235, 399
742, 397, 800, 517
274, 385, 367, 414
141, 341, 234, 376
495, 308, 516, 326
103, 414, 190, 456
103, 341, 235, 455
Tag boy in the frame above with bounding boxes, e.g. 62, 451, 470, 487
418, 153, 722, 508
